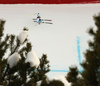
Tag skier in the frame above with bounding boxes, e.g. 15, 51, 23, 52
36, 13, 42, 24
33, 13, 53, 24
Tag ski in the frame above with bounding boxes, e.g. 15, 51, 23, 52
33, 18, 52, 21
42, 19, 52, 21
42, 22, 53, 24
33, 21, 53, 24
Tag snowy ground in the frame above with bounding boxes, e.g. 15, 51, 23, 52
0, 4, 100, 85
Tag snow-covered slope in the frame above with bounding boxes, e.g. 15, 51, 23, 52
0, 4, 100, 79
53, 75, 71, 86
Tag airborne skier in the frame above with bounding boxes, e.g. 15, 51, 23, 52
36, 13, 42, 24
33, 13, 53, 24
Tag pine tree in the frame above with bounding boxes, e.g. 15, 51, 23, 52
37, 54, 50, 80
80, 13, 100, 86
40, 79, 64, 86
66, 66, 78, 86
48, 80, 64, 86
0, 19, 50, 86
66, 13, 100, 86
0, 19, 10, 85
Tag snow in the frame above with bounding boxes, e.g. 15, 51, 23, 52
0, 4, 100, 79
36, 81, 41, 86
36, 75, 71, 86
7, 52, 20, 68
52, 75, 71, 86
18, 29, 28, 44
25, 51, 40, 68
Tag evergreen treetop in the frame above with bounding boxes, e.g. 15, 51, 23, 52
0, 19, 50, 86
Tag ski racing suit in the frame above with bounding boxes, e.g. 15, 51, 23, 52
36, 14, 42, 24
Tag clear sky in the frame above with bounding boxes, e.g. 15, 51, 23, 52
0, 4, 100, 78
